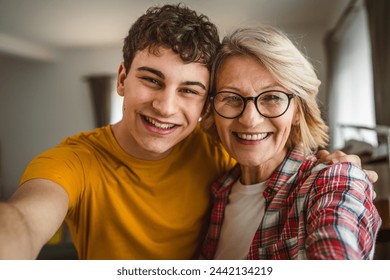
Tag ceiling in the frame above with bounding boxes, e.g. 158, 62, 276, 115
0, 0, 349, 60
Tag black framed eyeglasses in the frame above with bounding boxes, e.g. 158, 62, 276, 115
211, 90, 295, 119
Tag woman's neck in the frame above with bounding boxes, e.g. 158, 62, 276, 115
240, 149, 287, 185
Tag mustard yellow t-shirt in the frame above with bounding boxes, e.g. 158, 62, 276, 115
19, 125, 235, 259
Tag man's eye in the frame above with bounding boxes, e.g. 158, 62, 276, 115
181, 88, 198, 95
142, 77, 161, 86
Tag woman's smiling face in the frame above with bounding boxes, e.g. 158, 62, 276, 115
214, 54, 298, 176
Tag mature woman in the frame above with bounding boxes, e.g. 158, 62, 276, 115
200, 26, 381, 259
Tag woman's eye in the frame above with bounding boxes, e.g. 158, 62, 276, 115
224, 96, 241, 102
264, 95, 279, 100
260, 94, 282, 103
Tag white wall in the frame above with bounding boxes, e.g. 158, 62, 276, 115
283, 24, 328, 109
0, 0, 350, 199
0, 34, 325, 200
0, 46, 121, 199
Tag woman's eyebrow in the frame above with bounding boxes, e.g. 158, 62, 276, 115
260, 83, 280, 91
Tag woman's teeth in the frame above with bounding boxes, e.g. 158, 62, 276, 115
237, 133, 268, 141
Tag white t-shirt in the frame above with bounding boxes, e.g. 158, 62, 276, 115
214, 179, 267, 260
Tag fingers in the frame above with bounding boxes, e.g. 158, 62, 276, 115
316, 150, 351, 164
315, 150, 330, 164
363, 169, 378, 184
333, 154, 361, 167
316, 150, 378, 200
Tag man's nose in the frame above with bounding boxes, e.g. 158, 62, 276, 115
152, 88, 178, 116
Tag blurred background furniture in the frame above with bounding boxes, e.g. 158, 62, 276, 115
339, 124, 390, 259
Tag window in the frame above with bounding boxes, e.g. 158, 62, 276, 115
327, 3, 376, 149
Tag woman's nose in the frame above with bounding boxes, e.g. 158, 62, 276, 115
238, 101, 264, 126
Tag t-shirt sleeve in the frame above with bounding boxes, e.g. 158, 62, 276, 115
19, 145, 90, 213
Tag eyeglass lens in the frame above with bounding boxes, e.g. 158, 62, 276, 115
213, 91, 292, 119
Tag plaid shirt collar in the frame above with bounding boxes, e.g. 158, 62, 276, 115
210, 146, 310, 203
201, 145, 380, 259
202, 146, 312, 259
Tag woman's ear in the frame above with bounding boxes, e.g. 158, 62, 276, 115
117, 63, 127, 97
293, 114, 300, 126
292, 105, 300, 126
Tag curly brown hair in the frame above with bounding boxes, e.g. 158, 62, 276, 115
122, 3, 220, 73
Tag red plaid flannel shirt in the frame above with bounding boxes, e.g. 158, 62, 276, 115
201, 146, 381, 259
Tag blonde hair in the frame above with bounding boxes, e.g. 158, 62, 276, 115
202, 25, 328, 154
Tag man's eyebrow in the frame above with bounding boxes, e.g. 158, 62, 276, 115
182, 81, 207, 90
137, 66, 165, 79
137, 67, 206, 90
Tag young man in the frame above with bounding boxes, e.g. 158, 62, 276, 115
0, 4, 232, 260
0, 4, 374, 260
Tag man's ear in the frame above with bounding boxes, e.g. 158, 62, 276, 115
117, 63, 127, 97
200, 98, 210, 119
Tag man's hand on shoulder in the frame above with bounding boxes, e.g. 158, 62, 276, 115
316, 149, 378, 184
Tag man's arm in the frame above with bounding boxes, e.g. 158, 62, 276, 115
316, 149, 378, 183
0, 179, 69, 259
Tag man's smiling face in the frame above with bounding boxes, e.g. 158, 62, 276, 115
115, 47, 210, 160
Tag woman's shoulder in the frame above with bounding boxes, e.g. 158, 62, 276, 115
315, 161, 368, 181
303, 161, 372, 202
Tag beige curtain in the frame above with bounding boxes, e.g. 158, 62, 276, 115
365, 0, 390, 126
324, 0, 376, 149
85, 75, 114, 127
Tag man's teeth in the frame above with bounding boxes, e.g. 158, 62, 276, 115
145, 117, 175, 129
237, 133, 268, 141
